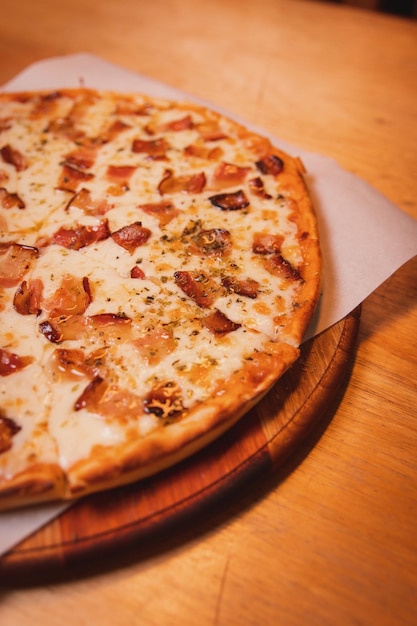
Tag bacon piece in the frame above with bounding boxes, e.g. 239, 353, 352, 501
87, 312, 132, 327
13, 278, 43, 315
201, 310, 241, 335
164, 115, 194, 132
64, 147, 97, 171
0, 118, 12, 133
256, 154, 284, 176
158, 169, 206, 195
210, 162, 251, 190
74, 375, 109, 412
248, 176, 272, 199
131, 137, 169, 159
65, 187, 113, 215
39, 319, 64, 343
46, 117, 85, 143
44, 274, 92, 318
0, 242, 39, 288
252, 232, 284, 255
196, 120, 228, 142
51, 347, 107, 379
111, 221, 151, 253
143, 380, 184, 420
264, 254, 303, 281
174, 270, 224, 308
139, 200, 180, 227
52, 348, 90, 378
57, 162, 94, 192
132, 326, 176, 366
0, 170, 9, 184
187, 228, 232, 258
0, 416, 21, 454
51, 220, 111, 250
29, 91, 62, 118
184, 144, 223, 161
0, 348, 33, 376
130, 265, 146, 279
101, 119, 131, 142
0, 416, 21, 452
0, 187, 25, 209
221, 276, 260, 299
40, 315, 86, 343
106, 164, 137, 184
0, 144, 28, 171
114, 100, 154, 116
208, 189, 249, 211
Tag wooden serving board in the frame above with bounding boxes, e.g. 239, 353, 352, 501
0, 308, 360, 584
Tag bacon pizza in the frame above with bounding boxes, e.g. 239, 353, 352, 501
0, 89, 321, 510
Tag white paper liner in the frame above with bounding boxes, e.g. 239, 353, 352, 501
1, 54, 416, 556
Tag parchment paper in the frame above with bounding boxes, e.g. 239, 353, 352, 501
1, 54, 416, 556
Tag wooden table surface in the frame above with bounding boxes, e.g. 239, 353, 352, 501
1, 0, 416, 624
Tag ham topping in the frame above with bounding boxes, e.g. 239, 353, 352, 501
0, 416, 21, 454
51, 220, 111, 250
174, 270, 225, 308
111, 221, 151, 253
208, 189, 249, 211
0, 242, 39, 288
0, 144, 28, 171
255, 154, 284, 176
158, 169, 206, 195
0, 187, 26, 209
201, 310, 241, 335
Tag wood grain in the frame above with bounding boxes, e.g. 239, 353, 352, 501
0, 310, 360, 584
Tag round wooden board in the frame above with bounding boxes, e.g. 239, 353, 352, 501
0, 308, 360, 584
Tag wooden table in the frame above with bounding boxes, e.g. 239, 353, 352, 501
1, 1, 416, 624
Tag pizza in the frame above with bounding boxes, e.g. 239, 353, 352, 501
0, 88, 321, 510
